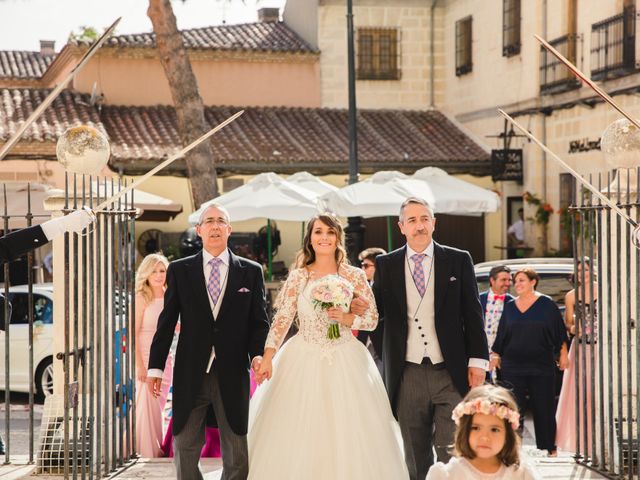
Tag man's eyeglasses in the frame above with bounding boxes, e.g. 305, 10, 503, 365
360, 263, 374, 269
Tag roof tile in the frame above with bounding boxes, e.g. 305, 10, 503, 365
0, 51, 56, 79
73, 21, 317, 54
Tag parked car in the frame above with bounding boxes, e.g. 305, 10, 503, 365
0, 283, 54, 399
475, 257, 575, 312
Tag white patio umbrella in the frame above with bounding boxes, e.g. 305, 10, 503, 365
286, 172, 338, 241
318, 169, 500, 249
411, 167, 500, 215
0, 183, 63, 229
189, 172, 319, 278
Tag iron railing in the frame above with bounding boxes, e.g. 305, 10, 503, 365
591, 6, 637, 81
570, 168, 640, 479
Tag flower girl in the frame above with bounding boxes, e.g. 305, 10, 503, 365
426, 384, 539, 479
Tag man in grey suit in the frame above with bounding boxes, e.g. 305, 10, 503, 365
373, 197, 488, 480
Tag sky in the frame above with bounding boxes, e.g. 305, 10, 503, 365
0, 0, 287, 51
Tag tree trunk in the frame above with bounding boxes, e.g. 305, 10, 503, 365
147, 0, 219, 208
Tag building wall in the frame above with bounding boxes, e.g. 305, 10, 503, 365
284, 0, 320, 49
441, 0, 637, 254
52, 53, 321, 108
317, 0, 444, 109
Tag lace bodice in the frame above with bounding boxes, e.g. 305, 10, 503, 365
265, 264, 378, 351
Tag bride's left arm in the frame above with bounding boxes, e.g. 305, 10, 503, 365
348, 268, 378, 332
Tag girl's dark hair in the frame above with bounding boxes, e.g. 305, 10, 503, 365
295, 214, 348, 269
454, 385, 521, 467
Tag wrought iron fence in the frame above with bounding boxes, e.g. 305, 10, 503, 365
591, 6, 637, 81
570, 168, 639, 479
0, 176, 137, 479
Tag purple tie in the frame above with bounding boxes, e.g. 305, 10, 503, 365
207, 257, 223, 305
411, 253, 426, 297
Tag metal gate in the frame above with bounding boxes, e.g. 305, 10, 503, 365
0, 175, 137, 478
571, 168, 639, 479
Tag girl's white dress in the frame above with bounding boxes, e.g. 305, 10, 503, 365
426, 457, 539, 480
248, 265, 408, 479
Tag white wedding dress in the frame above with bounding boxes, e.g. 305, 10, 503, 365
248, 265, 409, 480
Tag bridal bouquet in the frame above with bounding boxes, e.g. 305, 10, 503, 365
310, 275, 353, 339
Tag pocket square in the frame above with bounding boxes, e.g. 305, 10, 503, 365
238, 287, 251, 293
449, 276, 457, 282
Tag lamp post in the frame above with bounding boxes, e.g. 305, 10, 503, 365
345, 0, 365, 264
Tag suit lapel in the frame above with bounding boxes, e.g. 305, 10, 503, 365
433, 242, 450, 320
215, 249, 244, 322
189, 251, 216, 324
391, 247, 408, 320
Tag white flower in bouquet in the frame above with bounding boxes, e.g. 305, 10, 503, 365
310, 275, 353, 339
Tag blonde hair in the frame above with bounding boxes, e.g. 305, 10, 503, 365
135, 253, 169, 304
454, 385, 522, 467
294, 214, 349, 269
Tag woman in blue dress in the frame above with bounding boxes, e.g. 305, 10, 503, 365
492, 267, 569, 456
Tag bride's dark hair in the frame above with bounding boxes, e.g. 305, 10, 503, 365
295, 214, 349, 269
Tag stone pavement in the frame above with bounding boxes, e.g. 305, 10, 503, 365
0, 452, 611, 479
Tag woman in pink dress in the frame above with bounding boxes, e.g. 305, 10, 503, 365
134, 253, 172, 458
556, 258, 597, 457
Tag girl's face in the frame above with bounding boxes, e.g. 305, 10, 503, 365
577, 263, 590, 284
148, 262, 167, 288
468, 413, 506, 460
310, 220, 337, 256
513, 272, 535, 296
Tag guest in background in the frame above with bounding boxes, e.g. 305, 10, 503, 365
134, 253, 171, 458
479, 266, 514, 382
556, 258, 597, 455
356, 247, 386, 368
492, 267, 569, 456
507, 208, 525, 259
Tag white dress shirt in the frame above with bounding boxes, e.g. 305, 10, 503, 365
405, 243, 488, 371
147, 248, 230, 379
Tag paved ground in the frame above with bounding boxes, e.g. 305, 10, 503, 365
0, 396, 613, 479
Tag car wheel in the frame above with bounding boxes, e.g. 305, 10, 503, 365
36, 357, 54, 400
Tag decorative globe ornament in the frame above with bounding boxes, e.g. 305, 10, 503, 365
600, 118, 640, 193
56, 125, 110, 175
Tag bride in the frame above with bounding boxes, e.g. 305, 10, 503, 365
249, 213, 408, 479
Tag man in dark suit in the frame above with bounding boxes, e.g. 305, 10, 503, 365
479, 265, 514, 379
147, 203, 270, 480
356, 247, 386, 368
373, 197, 488, 480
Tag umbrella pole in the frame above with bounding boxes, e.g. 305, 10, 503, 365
386, 216, 394, 251
267, 219, 273, 281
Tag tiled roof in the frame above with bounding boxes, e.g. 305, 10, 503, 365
0, 88, 490, 175
0, 88, 104, 142
0, 51, 56, 79
73, 21, 317, 54
102, 105, 489, 175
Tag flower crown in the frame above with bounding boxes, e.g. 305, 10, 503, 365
452, 398, 520, 430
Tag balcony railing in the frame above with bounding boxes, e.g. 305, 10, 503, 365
591, 6, 637, 81
540, 34, 581, 95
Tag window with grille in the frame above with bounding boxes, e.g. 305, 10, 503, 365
357, 27, 401, 80
456, 16, 473, 76
591, 6, 637, 81
539, 34, 581, 94
503, 0, 521, 56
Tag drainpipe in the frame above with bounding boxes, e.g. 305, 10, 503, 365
541, 0, 547, 201
430, 0, 438, 107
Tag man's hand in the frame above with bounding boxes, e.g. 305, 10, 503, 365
255, 356, 273, 384
146, 377, 162, 398
468, 366, 485, 388
349, 295, 369, 317
251, 356, 263, 382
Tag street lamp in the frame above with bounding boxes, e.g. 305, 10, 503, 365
344, 0, 365, 264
